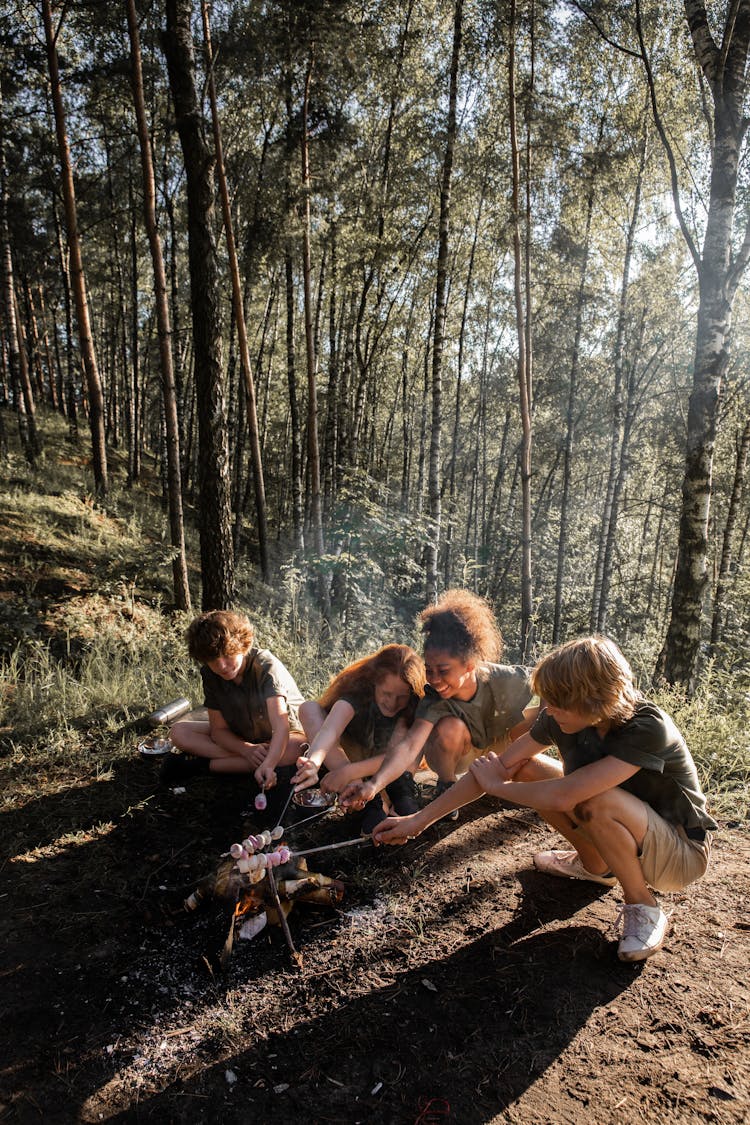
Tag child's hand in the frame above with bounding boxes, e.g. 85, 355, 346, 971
470, 751, 510, 796
292, 755, 319, 791
372, 813, 419, 846
255, 761, 277, 790
339, 778, 377, 810
243, 742, 269, 770
320, 764, 356, 795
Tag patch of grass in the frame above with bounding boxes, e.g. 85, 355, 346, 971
653, 670, 750, 821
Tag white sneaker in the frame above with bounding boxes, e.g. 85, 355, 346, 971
616, 903, 669, 962
533, 849, 617, 887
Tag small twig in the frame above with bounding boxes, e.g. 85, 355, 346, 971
219, 892, 239, 970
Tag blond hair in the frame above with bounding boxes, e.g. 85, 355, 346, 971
531, 636, 641, 724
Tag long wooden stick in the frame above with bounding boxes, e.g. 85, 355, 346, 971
275, 744, 312, 827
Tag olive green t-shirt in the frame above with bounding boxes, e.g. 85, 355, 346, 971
530, 701, 717, 833
414, 663, 533, 750
201, 647, 304, 741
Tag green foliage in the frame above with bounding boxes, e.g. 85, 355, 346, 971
652, 670, 750, 821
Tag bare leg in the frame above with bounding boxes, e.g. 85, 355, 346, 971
512, 754, 614, 878
515, 754, 653, 896
170, 719, 227, 759
424, 716, 473, 783
572, 789, 654, 905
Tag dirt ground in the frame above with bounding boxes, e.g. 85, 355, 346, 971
1, 756, 748, 1125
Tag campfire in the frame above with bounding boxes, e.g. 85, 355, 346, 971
184, 815, 357, 968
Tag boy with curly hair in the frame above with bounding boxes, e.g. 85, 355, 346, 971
165, 610, 306, 789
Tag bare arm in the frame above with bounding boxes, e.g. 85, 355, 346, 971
255, 695, 292, 787
499, 730, 551, 774
470, 752, 640, 811
372, 769, 484, 844
208, 708, 266, 760
340, 718, 433, 808
293, 699, 355, 788
321, 752, 385, 793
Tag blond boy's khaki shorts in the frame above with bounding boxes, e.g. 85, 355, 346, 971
639, 804, 712, 892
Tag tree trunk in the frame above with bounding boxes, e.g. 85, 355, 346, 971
591, 117, 647, 632
426, 0, 462, 604
1, 107, 39, 464
710, 416, 750, 647
201, 0, 270, 581
163, 0, 234, 610
509, 0, 533, 657
642, 0, 750, 686
126, 0, 191, 610
285, 250, 305, 551
553, 164, 596, 644
42, 0, 107, 495
299, 48, 324, 558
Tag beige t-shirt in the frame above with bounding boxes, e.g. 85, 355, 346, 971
415, 663, 533, 751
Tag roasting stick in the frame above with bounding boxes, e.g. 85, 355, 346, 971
279, 801, 337, 836
274, 742, 312, 828
291, 836, 372, 860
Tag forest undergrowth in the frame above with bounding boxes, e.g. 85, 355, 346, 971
1, 412, 748, 825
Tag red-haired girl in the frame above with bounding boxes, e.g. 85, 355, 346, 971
291, 644, 425, 834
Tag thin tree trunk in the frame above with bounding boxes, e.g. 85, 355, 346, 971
299, 48, 324, 557
285, 251, 304, 551
592, 119, 647, 632
509, 0, 533, 657
201, 0, 269, 580
710, 416, 750, 646
126, 0, 190, 610
42, 0, 107, 494
426, 0, 463, 604
163, 0, 233, 610
552, 165, 596, 643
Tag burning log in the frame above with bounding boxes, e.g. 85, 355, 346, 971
183, 851, 345, 961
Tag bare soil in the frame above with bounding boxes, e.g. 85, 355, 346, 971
1, 761, 748, 1125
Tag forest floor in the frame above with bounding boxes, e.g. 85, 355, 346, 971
1, 430, 749, 1124
1, 760, 748, 1125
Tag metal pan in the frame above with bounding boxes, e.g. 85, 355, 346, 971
292, 788, 335, 809
138, 735, 173, 757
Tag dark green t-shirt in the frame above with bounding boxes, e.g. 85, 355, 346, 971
530, 701, 717, 833
338, 693, 405, 754
415, 663, 533, 750
201, 647, 304, 741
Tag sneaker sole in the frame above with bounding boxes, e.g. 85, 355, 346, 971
617, 933, 668, 962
